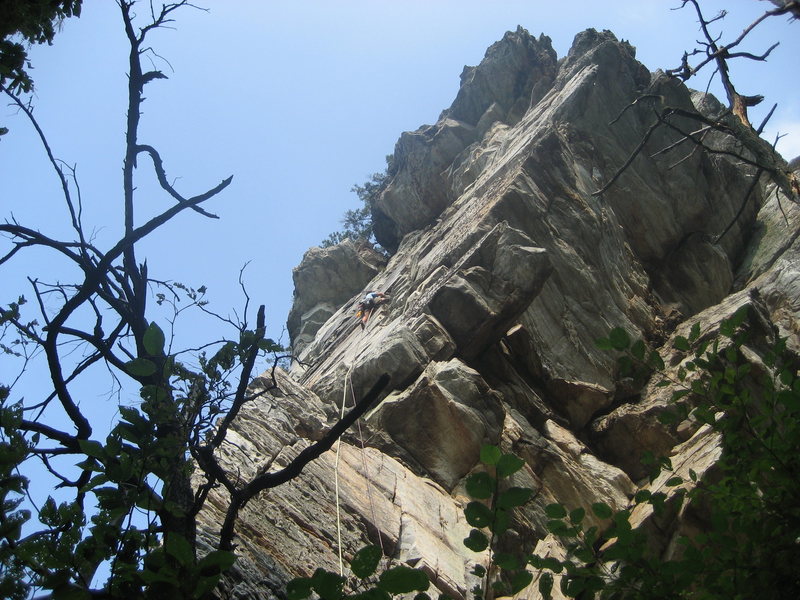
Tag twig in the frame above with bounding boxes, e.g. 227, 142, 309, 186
214, 373, 391, 551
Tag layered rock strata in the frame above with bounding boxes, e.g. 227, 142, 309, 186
197, 26, 799, 600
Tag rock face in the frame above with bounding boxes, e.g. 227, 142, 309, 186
287, 239, 387, 354
198, 27, 798, 599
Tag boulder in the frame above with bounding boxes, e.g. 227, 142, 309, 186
368, 359, 505, 490
428, 222, 552, 360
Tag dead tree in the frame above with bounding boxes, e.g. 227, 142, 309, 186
595, 0, 799, 229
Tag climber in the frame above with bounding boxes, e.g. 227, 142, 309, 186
356, 291, 390, 329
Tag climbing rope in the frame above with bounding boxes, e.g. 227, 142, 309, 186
333, 363, 354, 575
334, 363, 385, 576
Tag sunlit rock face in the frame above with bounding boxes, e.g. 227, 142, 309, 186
199, 27, 798, 599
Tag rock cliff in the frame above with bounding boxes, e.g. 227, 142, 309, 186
197, 27, 799, 599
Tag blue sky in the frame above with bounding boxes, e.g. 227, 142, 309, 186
1, 0, 798, 410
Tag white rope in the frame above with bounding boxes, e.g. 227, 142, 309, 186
334, 363, 355, 576
334, 363, 386, 577
350, 378, 386, 558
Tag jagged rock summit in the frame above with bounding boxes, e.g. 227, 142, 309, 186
197, 27, 799, 599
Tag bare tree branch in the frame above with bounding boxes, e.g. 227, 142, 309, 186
214, 373, 391, 551
0, 87, 88, 249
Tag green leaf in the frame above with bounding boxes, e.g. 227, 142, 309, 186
143, 322, 166, 355
497, 487, 533, 509
544, 503, 567, 519
564, 576, 586, 596
617, 355, 634, 377
510, 570, 533, 594
689, 322, 701, 342
492, 508, 511, 536
75, 457, 101, 472
480, 445, 501, 465
573, 546, 594, 563
538, 571, 554, 600
731, 305, 749, 328
471, 564, 486, 577
464, 501, 493, 528
671, 389, 690, 402
665, 476, 683, 487
118, 405, 147, 428
351, 545, 382, 579
286, 578, 313, 600
591, 502, 612, 519
126, 357, 157, 377
584, 526, 598, 548
569, 507, 585, 525
78, 439, 105, 460
608, 327, 630, 350
465, 472, 495, 499
527, 554, 545, 569
80, 473, 109, 493
494, 553, 519, 570
491, 581, 508, 595
53, 587, 92, 600
648, 350, 665, 370
164, 534, 194, 566
350, 589, 390, 600
311, 568, 345, 600
197, 550, 236, 575
378, 566, 429, 594
657, 410, 678, 425
496, 454, 525, 477
543, 557, 564, 574
195, 573, 226, 600
674, 336, 690, 352
631, 339, 646, 360
546, 519, 569, 536
594, 336, 613, 350
258, 337, 285, 353
464, 529, 489, 552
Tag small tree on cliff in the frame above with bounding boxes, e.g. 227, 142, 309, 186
321, 167, 390, 248
0, 2, 388, 598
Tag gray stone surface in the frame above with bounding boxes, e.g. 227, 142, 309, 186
287, 238, 387, 354
196, 27, 799, 600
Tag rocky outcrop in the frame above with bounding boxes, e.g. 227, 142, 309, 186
372, 27, 558, 251
287, 239, 387, 354
201, 27, 798, 600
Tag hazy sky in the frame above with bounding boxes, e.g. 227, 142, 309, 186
1, 0, 798, 393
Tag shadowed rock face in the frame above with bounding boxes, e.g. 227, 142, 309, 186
202, 27, 798, 600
